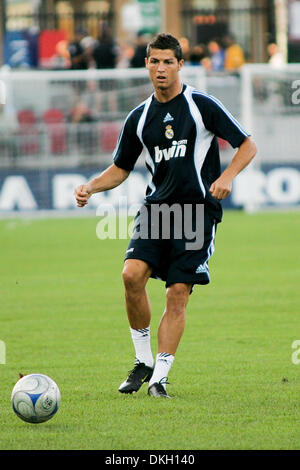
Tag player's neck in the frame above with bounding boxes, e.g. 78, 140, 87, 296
154, 81, 183, 103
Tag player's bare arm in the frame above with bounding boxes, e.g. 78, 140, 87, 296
75, 164, 130, 207
209, 136, 257, 200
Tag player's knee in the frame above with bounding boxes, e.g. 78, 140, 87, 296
167, 283, 190, 297
166, 283, 190, 309
122, 260, 151, 292
122, 267, 146, 292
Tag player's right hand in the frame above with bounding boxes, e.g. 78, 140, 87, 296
74, 184, 91, 207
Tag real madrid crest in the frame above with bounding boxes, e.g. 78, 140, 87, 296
165, 125, 174, 139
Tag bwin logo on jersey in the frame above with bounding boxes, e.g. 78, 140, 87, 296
154, 140, 187, 163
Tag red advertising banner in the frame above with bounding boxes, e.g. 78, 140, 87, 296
39, 30, 70, 69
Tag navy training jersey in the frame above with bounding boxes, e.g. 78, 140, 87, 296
113, 84, 250, 221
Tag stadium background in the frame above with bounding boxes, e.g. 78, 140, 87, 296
0, 0, 300, 213
1, 0, 300, 452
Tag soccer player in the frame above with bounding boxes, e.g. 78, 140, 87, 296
74, 33, 257, 398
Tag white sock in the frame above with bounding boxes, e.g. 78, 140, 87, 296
130, 326, 154, 368
149, 353, 175, 390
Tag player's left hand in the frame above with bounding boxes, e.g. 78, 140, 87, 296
209, 177, 232, 200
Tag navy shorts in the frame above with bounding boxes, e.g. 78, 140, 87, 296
124, 203, 218, 288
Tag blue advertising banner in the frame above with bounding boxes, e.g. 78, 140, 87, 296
4, 30, 39, 68
0, 167, 149, 212
0, 164, 300, 213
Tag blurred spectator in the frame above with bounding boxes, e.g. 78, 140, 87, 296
68, 29, 89, 70
82, 80, 103, 114
268, 43, 285, 68
223, 34, 245, 71
55, 40, 71, 69
189, 44, 207, 66
68, 97, 95, 154
130, 31, 150, 68
179, 37, 190, 62
80, 34, 97, 68
208, 40, 225, 71
201, 56, 212, 71
68, 99, 93, 124
93, 22, 119, 69
117, 41, 135, 68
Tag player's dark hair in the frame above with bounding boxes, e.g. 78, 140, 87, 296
146, 33, 183, 62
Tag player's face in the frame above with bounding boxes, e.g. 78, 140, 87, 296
145, 49, 184, 91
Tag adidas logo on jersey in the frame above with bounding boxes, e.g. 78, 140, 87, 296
154, 140, 187, 163
163, 113, 174, 123
195, 263, 208, 274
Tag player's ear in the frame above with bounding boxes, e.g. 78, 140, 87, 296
178, 59, 184, 70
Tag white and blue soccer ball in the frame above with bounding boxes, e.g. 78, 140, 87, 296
11, 373, 61, 424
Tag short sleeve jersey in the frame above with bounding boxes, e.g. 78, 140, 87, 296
113, 84, 249, 221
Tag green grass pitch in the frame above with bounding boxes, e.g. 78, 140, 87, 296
0, 210, 300, 450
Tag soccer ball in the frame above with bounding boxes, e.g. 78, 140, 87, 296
11, 373, 61, 424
